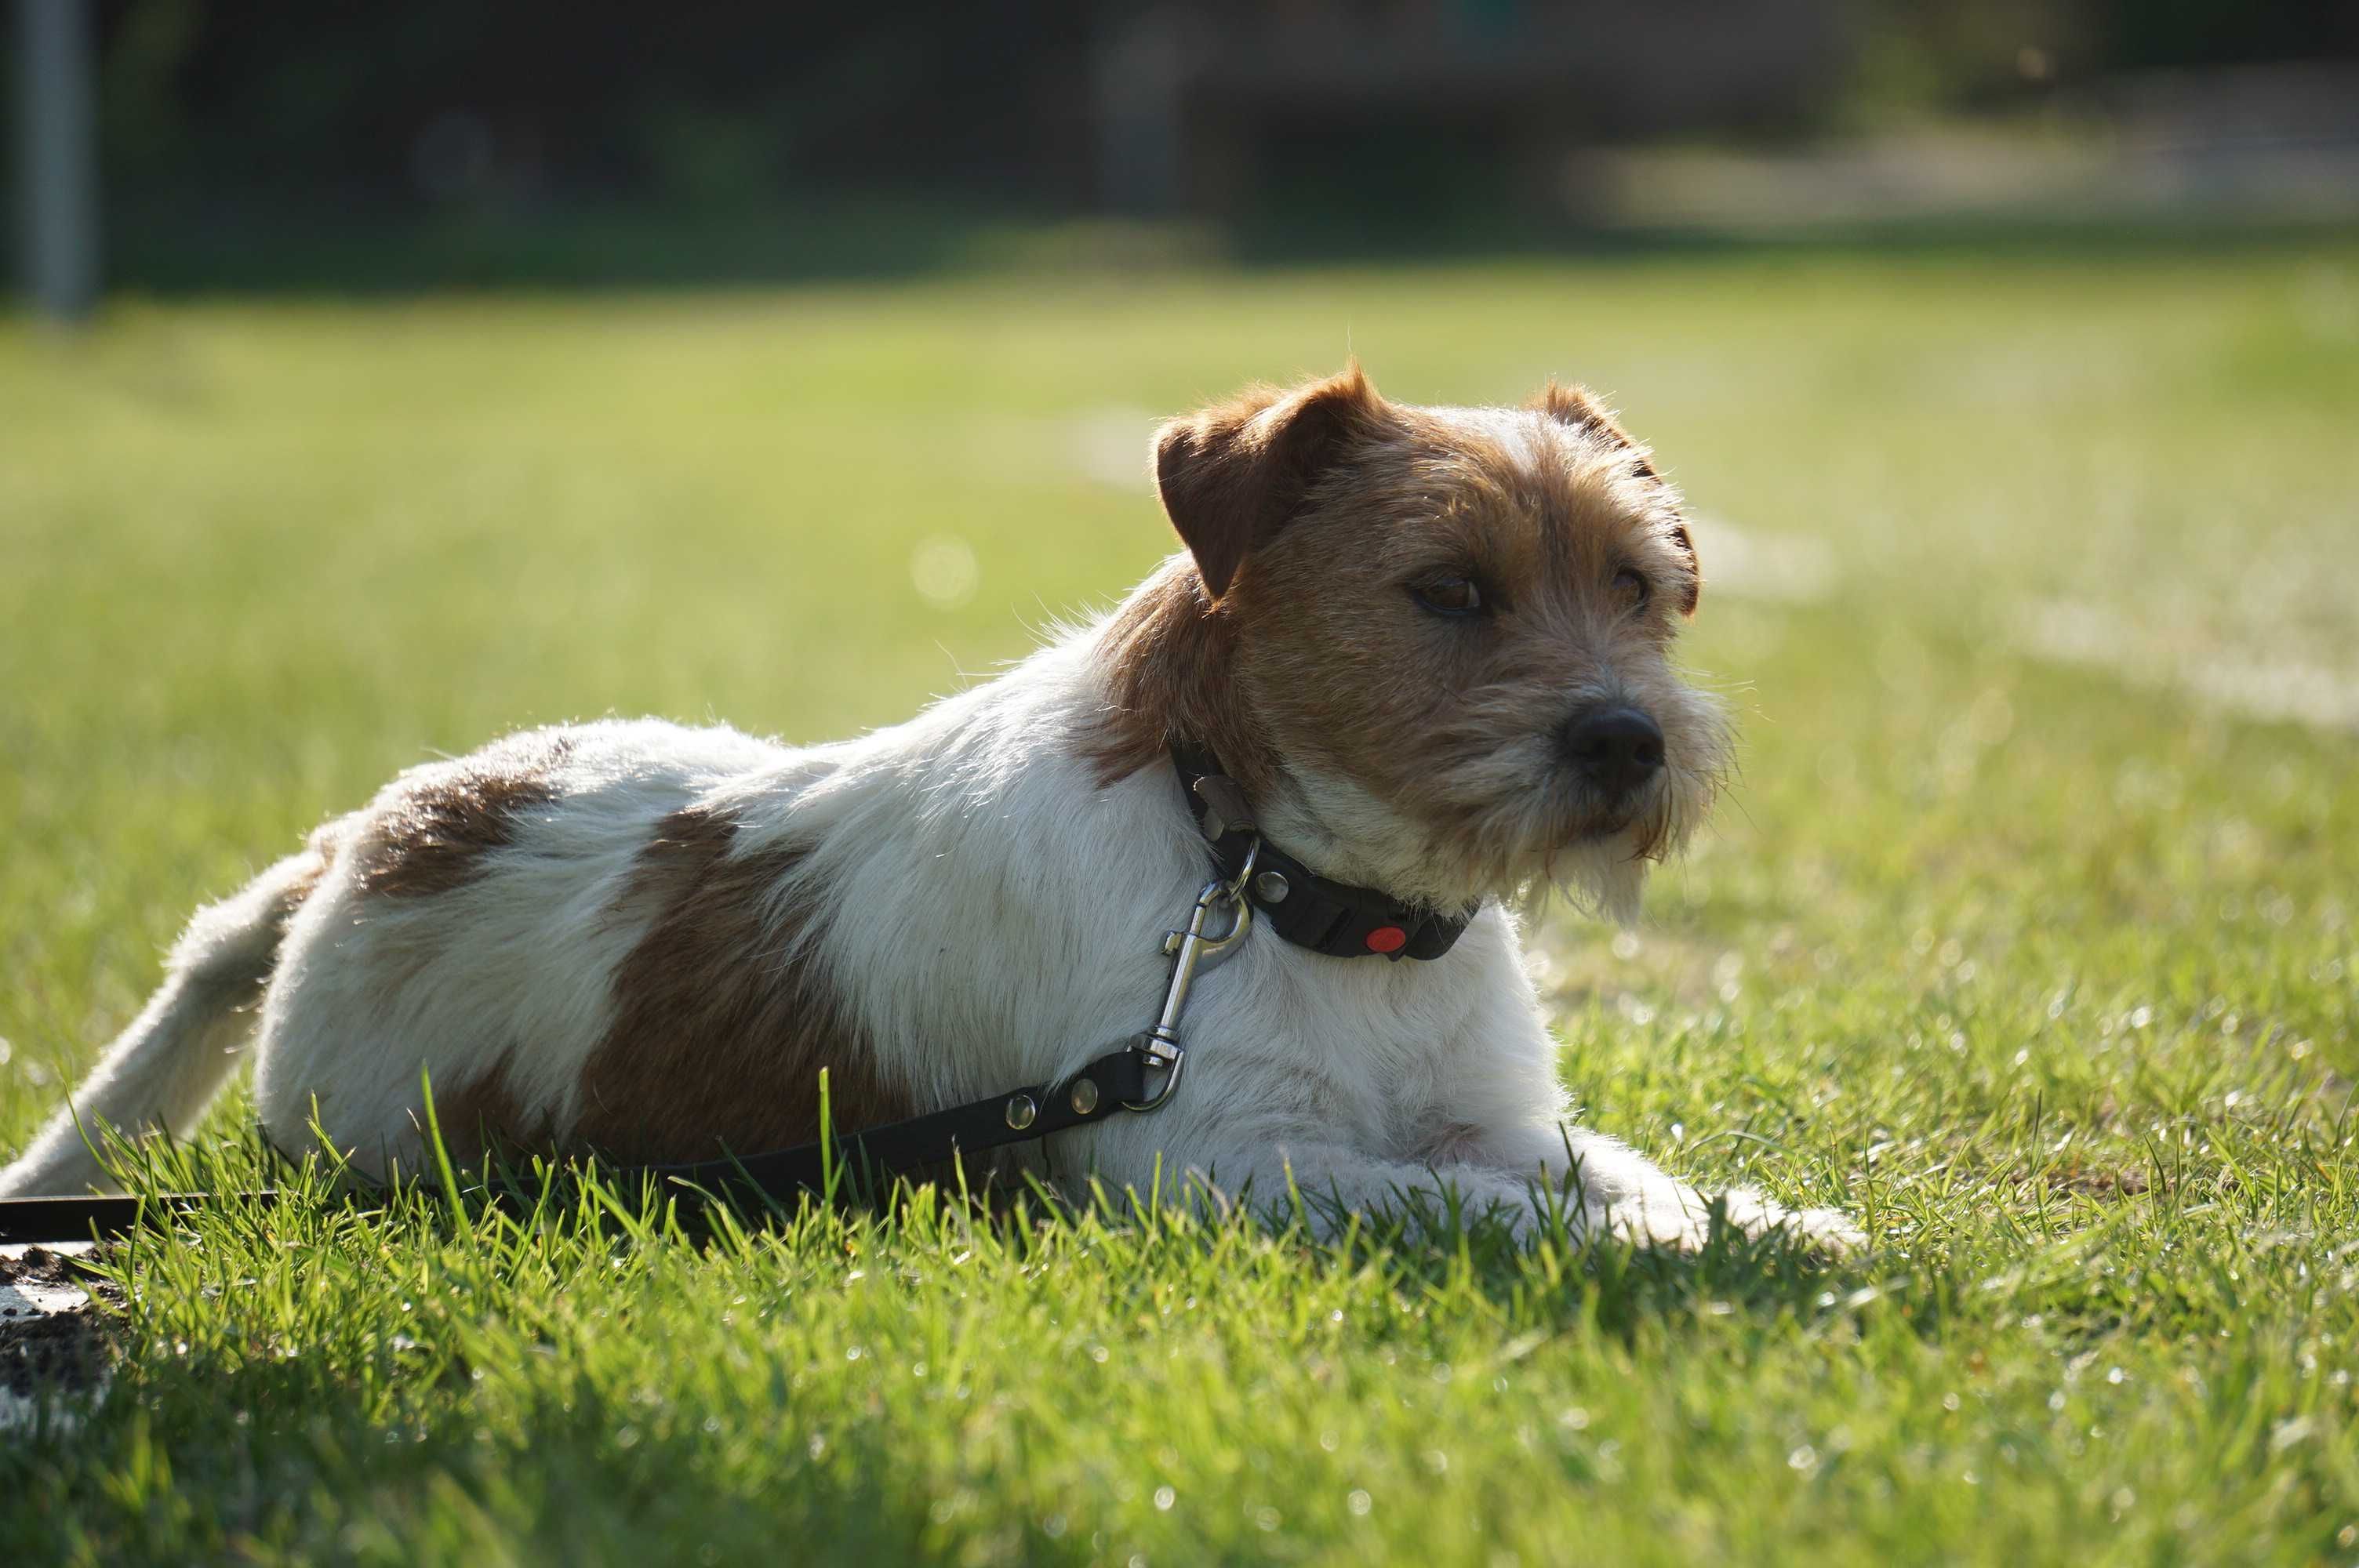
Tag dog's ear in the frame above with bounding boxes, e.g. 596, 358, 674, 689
1531, 381, 1699, 615
1528, 381, 1656, 480
1663, 521, 1700, 617
1154, 365, 1386, 601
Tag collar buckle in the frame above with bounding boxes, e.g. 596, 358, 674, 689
1169, 744, 1476, 963
1126, 853, 1256, 1113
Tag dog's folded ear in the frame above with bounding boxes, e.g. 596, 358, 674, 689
1154, 365, 1388, 601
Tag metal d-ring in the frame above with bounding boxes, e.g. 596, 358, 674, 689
1123, 839, 1258, 1112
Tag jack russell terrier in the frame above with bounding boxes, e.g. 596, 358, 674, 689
0, 366, 1859, 1254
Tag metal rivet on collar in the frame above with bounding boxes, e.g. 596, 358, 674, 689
1252, 869, 1291, 903
1005, 1094, 1037, 1131
1069, 1078, 1100, 1115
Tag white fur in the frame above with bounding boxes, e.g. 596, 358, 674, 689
0, 633, 1856, 1252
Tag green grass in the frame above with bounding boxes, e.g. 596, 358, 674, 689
4, 242, 2357, 1564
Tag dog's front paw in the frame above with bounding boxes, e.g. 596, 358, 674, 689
1718, 1187, 1865, 1255
1594, 1182, 1719, 1254
1598, 1185, 1863, 1257
1785, 1205, 1866, 1254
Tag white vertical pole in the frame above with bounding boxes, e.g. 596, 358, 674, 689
17, 0, 101, 321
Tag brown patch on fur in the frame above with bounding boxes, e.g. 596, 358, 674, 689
1528, 381, 1656, 479
567, 805, 911, 1165
1100, 365, 1729, 907
1529, 381, 1699, 613
1666, 523, 1701, 616
1087, 557, 1281, 796
1252, 399, 1714, 878
430, 1060, 556, 1167
1091, 365, 1396, 795
1154, 364, 1386, 601
353, 731, 572, 899
1415, 1120, 1490, 1166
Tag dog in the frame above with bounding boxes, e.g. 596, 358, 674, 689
0, 366, 1859, 1252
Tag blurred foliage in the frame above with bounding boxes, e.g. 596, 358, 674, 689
84, 0, 1099, 211
0, 0, 2337, 296
56, 0, 2359, 221
1844, 0, 2355, 118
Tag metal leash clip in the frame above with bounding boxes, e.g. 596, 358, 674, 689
1123, 837, 1258, 1112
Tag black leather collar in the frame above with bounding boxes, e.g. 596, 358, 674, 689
1170, 744, 1476, 961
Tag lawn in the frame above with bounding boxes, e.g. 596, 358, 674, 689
2, 241, 2356, 1565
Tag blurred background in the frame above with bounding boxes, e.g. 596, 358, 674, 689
7, 11, 2358, 1555
2, 0, 2353, 1127
11, 0, 2359, 304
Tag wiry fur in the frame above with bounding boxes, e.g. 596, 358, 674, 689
0, 368, 1857, 1254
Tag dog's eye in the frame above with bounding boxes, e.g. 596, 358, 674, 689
1612, 568, 1652, 610
1411, 577, 1485, 618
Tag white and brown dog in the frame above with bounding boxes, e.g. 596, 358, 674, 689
0, 367, 1858, 1251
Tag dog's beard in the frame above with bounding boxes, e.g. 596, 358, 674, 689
1429, 766, 1673, 924
1410, 706, 1728, 924
1265, 684, 1727, 920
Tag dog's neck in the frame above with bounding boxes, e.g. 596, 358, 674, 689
1089, 556, 1278, 795
1249, 766, 1485, 913
1089, 557, 1488, 914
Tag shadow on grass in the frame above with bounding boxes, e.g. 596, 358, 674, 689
0, 1345, 1056, 1566
0, 1144, 1904, 1563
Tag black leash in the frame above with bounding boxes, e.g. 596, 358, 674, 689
0, 797, 1262, 1248
637, 1044, 1153, 1207
0, 1047, 1156, 1245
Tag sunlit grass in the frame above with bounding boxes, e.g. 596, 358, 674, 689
2, 241, 2356, 1564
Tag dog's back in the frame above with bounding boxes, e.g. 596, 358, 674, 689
0, 648, 1193, 1195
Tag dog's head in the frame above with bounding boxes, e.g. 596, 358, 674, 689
1100, 365, 1728, 920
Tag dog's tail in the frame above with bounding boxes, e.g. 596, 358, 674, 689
0, 845, 329, 1198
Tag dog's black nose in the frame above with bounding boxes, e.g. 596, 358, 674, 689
1561, 705, 1666, 797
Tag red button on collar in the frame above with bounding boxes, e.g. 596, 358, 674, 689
1365, 925, 1408, 954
